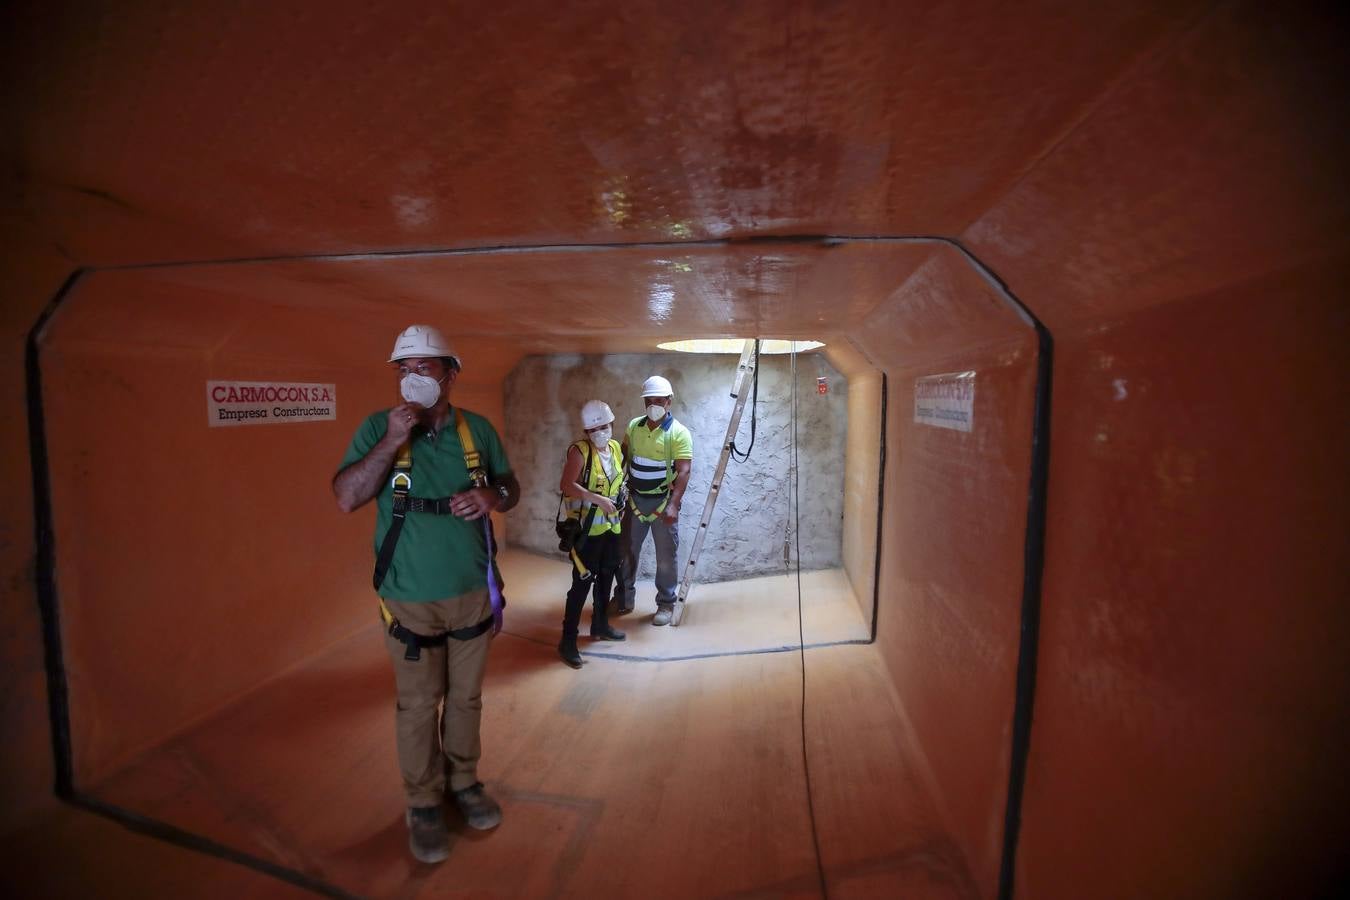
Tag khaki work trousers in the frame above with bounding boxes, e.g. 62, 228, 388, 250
383, 588, 493, 807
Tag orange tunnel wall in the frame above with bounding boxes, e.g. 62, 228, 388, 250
7, 242, 1348, 899
1015, 261, 1348, 897
6, 230, 1347, 899
28, 280, 514, 785
4, 2, 1348, 896
854, 244, 1039, 896
954, 3, 1350, 893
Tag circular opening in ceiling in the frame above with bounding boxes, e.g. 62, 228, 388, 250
657, 339, 825, 354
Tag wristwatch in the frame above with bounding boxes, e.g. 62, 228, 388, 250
493, 482, 510, 505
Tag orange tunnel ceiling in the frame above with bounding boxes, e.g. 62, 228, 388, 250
3, 1, 1348, 898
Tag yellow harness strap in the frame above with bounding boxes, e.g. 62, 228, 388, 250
455, 409, 487, 487
391, 441, 413, 489
629, 492, 669, 523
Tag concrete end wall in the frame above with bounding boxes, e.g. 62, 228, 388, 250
504, 352, 848, 583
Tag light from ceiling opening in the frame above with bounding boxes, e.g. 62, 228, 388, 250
658, 339, 825, 354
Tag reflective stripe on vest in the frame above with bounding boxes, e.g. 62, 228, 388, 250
625, 414, 676, 495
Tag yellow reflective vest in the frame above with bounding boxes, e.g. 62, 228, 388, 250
564, 439, 625, 536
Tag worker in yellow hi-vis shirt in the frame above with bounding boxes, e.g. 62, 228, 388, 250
612, 375, 693, 626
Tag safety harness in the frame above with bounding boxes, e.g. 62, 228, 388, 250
372, 408, 506, 660
379, 597, 493, 661
625, 415, 675, 523
561, 439, 623, 579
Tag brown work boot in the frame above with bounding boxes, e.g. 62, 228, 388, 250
652, 604, 674, 626
453, 782, 502, 831
405, 805, 450, 863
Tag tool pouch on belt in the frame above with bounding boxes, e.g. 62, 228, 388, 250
555, 441, 596, 553
557, 503, 600, 554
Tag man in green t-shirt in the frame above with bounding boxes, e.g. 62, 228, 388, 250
613, 374, 693, 626
333, 325, 520, 864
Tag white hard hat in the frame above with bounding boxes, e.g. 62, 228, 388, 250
389, 324, 461, 369
642, 375, 673, 398
580, 400, 615, 430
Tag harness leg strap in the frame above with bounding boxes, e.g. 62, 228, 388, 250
381, 601, 495, 663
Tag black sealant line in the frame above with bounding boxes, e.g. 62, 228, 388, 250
28, 233, 1049, 900
870, 373, 888, 643
69, 795, 363, 900
996, 320, 1052, 900
935, 240, 1053, 900
26, 267, 85, 800
498, 626, 873, 663
94, 231, 957, 273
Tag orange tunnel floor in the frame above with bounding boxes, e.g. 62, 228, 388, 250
5, 556, 958, 899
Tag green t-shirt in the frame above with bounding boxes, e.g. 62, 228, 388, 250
339, 407, 513, 601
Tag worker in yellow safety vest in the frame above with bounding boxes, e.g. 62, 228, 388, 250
556, 399, 629, 667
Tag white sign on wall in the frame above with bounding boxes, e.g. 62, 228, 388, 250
914, 371, 975, 432
207, 381, 337, 427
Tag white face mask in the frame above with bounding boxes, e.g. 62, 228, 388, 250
647, 404, 667, 422
588, 426, 612, 448
400, 372, 444, 408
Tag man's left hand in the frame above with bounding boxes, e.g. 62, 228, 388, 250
450, 487, 500, 521
661, 501, 680, 525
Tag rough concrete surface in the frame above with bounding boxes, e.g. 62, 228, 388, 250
504, 351, 847, 583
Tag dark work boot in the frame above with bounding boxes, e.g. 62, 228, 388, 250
558, 635, 583, 668
405, 805, 450, 863
590, 620, 626, 641
452, 782, 502, 831
590, 602, 626, 641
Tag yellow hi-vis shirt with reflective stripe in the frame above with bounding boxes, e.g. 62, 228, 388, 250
625, 414, 693, 495
564, 439, 625, 535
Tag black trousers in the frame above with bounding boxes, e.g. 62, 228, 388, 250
562, 530, 621, 638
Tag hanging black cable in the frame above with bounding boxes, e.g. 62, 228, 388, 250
728, 339, 760, 463
790, 345, 830, 900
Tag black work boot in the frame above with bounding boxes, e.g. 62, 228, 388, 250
405, 805, 450, 863
590, 620, 627, 641
590, 602, 627, 641
558, 635, 583, 668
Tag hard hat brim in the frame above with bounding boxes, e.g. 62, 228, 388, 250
389, 352, 462, 370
